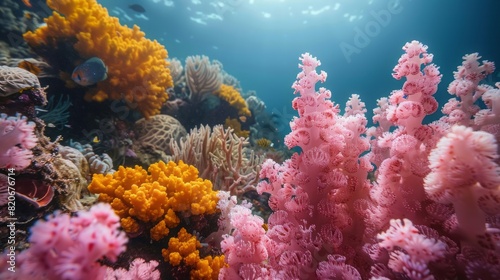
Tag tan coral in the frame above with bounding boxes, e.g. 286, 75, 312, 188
185, 55, 222, 104
167, 125, 263, 195
135, 114, 187, 154
0, 66, 41, 97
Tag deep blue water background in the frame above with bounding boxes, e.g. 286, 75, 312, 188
99, 0, 500, 133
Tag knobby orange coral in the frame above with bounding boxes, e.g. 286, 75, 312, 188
215, 84, 251, 117
162, 228, 226, 280
88, 160, 218, 241
23, 0, 172, 118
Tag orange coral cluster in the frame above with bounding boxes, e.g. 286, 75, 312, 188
162, 228, 226, 280
224, 117, 250, 138
88, 160, 218, 241
23, 0, 172, 118
215, 84, 251, 117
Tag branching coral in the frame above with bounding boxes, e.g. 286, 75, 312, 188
88, 160, 219, 241
162, 228, 226, 280
166, 125, 263, 195
23, 0, 173, 118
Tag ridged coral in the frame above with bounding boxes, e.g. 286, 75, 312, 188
166, 125, 262, 195
215, 84, 251, 117
88, 160, 218, 241
162, 228, 226, 280
23, 0, 172, 118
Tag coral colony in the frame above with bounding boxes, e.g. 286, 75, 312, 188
217, 43, 500, 279
1, 0, 500, 279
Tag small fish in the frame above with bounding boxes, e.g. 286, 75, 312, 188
18, 60, 41, 76
92, 136, 100, 143
46, 123, 56, 128
239, 115, 247, 122
128, 4, 145, 13
24, 11, 32, 19
22, 0, 32, 8
72, 57, 108, 86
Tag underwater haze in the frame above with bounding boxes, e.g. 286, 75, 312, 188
102, 0, 500, 129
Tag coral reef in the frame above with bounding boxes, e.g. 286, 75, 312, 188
214, 84, 251, 117
220, 44, 500, 279
223, 117, 249, 138
88, 160, 219, 241
0, 203, 128, 280
185, 55, 222, 105
0, 113, 38, 170
167, 125, 262, 195
134, 114, 187, 156
23, 0, 173, 118
162, 228, 226, 280
105, 258, 160, 280
0, 66, 47, 119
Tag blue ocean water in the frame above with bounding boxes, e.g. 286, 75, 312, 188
100, 0, 500, 131
102, 0, 500, 131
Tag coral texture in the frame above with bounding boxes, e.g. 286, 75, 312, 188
214, 84, 251, 117
105, 258, 160, 280
221, 44, 500, 279
0, 113, 37, 169
23, 0, 173, 118
162, 228, 226, 280
134, 114, 187, 154
185, 55, 222, 104
0, 66, 41, 97
88, 160, 219, 241
0, 203, 128, 280
167, 125, 262, 195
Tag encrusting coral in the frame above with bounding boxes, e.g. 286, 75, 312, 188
162, 228, 226, 280
88, 160, 219, 241
23, 0, 173, 118
214, 84, 251, 117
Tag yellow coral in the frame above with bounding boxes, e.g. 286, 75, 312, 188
224, 117, 250, 138
162, 228, 226, 280
255, 138, 272, 149
215, 84, 251, 117
23, 0, 172, 118
88, 161, 218, 241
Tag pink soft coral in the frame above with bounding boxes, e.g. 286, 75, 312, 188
376, 219, 447, 279
106, 258, 160, 280
424, 125, 500, 245
0, 113, 38, 170
2, 203, 128, 280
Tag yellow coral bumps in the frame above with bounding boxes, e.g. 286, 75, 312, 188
88, 161, 218, 241
23, 0, 172, 118
162, 228, 226, 280
215, 84, 251, 117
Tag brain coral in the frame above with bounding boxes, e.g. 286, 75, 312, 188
23, 0, 173, 118
0, 66, 41, 97
135, 114, 187, 154
88, 160, 219, 241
